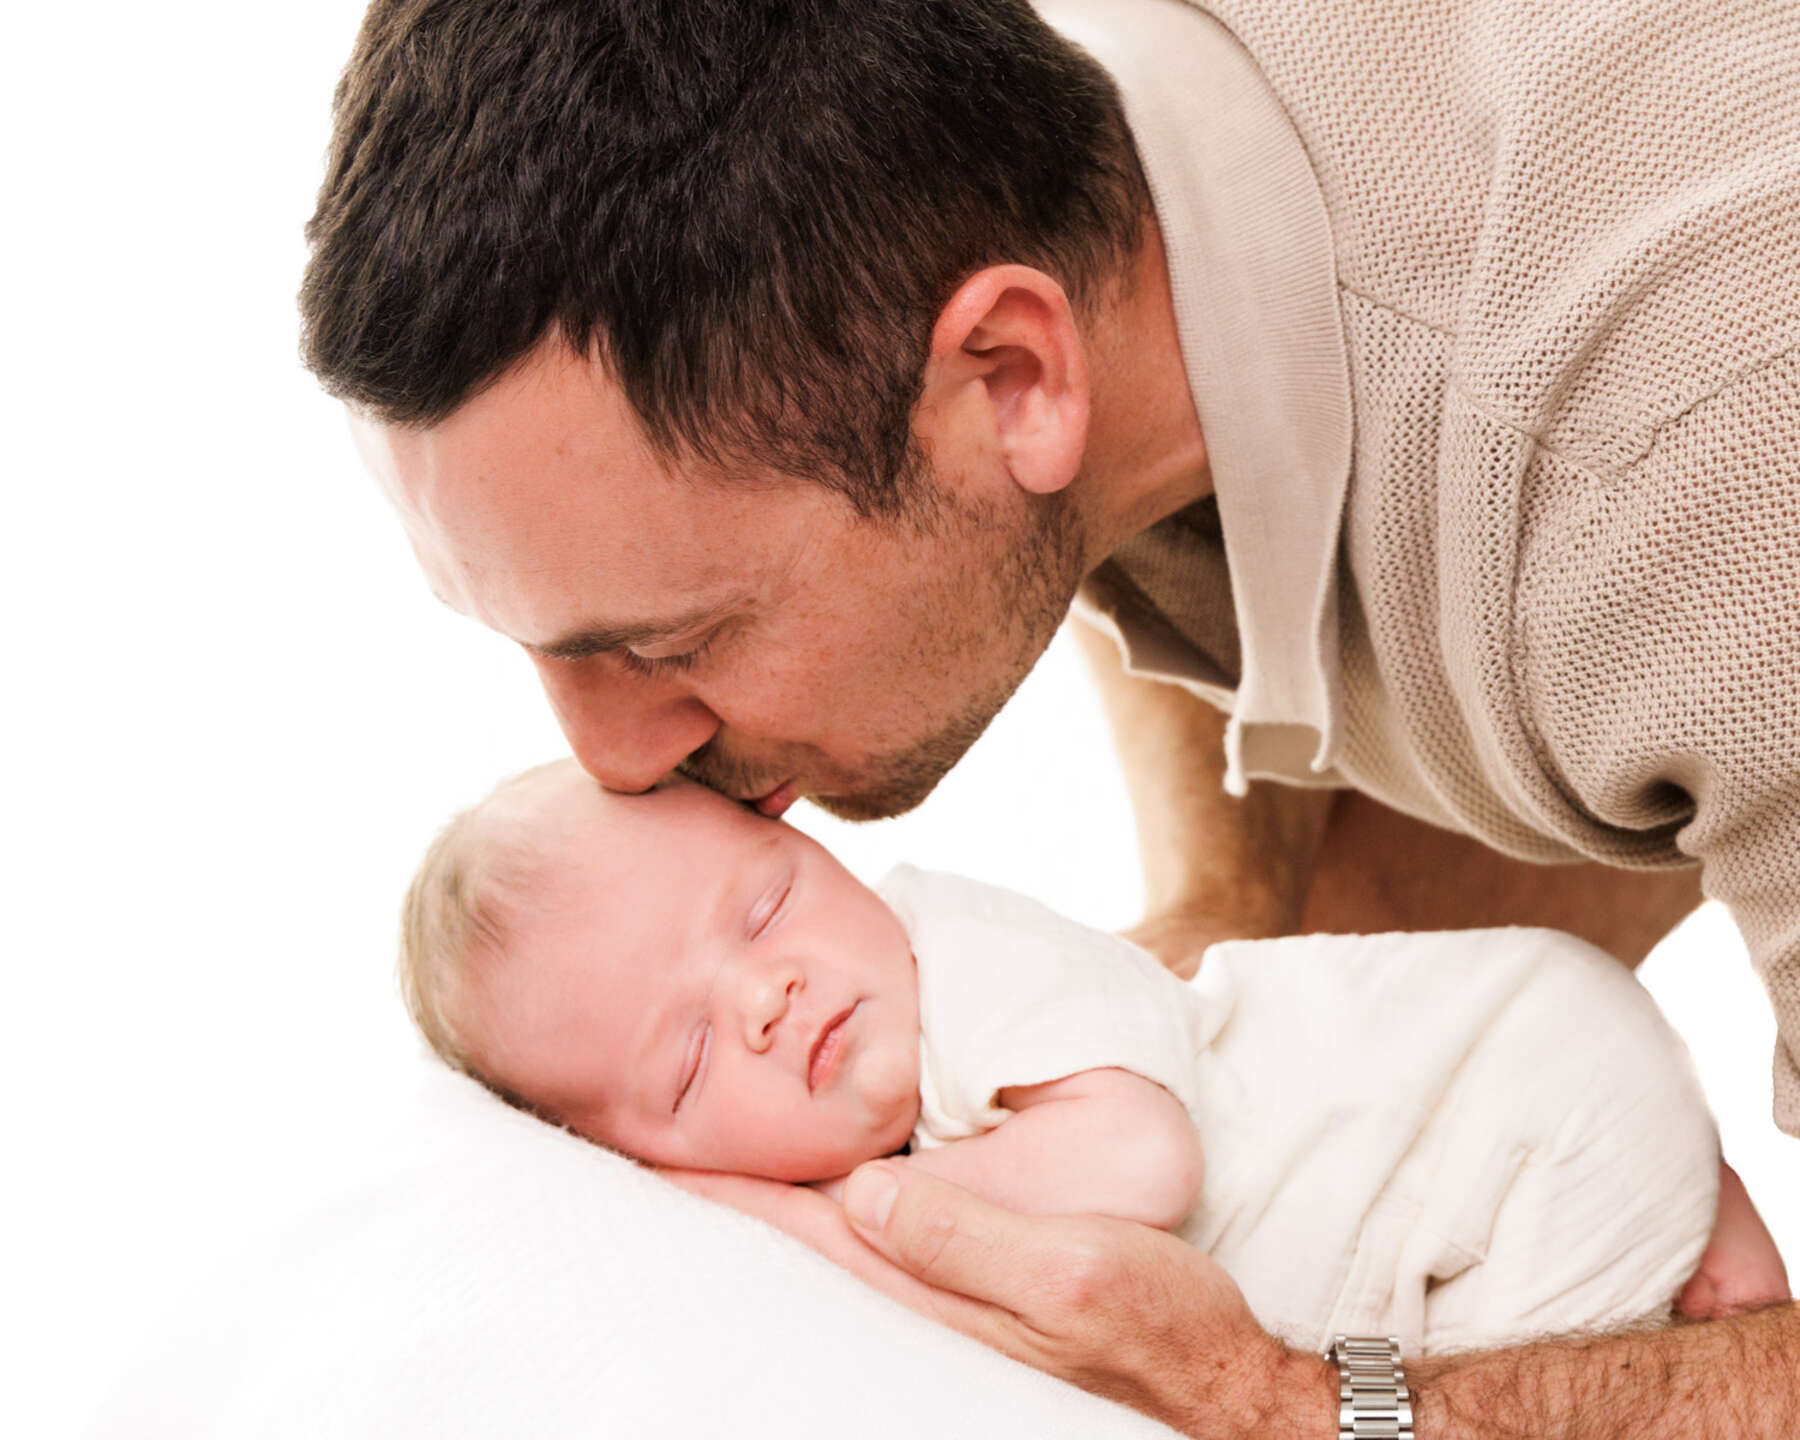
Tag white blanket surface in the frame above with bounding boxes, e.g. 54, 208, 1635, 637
89, 1062, 1179, 1440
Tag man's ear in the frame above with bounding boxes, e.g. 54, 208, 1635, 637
917, 265, 1089, 497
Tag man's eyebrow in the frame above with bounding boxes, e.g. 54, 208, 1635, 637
523, 604, 735, 663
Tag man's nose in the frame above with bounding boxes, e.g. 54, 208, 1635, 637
736, 963, 802, 1054
531, 657, 722, 793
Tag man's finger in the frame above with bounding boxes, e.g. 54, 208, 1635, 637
840, 1161, 1288, 1418
1678, 1159, 1792, 1317
663, 1164, 1025, 1350
842, 1161, 1106, 1319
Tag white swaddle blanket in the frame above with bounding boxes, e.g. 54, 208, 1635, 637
885, 867, 1718, 1354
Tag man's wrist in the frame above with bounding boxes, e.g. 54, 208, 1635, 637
1327, 1336, 1413, 1439
1247, 1343, 1340, 1440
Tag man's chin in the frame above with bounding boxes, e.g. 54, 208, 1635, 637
680, 763, 938, 823
806, 769, 949, 824
808, 705, 1016, 821
692, 696, 1007, 823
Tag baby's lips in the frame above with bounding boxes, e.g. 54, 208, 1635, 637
807, 1004, 858, 1093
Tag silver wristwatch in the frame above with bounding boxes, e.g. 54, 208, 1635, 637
1327, 1336, 1413, 1440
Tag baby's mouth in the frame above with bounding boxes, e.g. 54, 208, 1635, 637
807, 1003, 859, 1093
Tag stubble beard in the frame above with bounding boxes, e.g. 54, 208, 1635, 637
715, 482, 1087, 822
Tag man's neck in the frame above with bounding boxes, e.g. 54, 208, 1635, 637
1077, 213, 1212, 568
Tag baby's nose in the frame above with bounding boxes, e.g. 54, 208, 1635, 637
740, 968, 801, 1053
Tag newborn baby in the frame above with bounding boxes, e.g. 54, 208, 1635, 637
401, 760, 1767, 1353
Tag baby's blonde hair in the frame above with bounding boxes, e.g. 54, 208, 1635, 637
398, 761, 571, 1081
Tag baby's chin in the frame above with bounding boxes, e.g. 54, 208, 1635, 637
853, 1036, 914, 1116
856, 1043, 923, 1139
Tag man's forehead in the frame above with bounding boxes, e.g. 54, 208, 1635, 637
354, 425, 775, 648
346, 342, 831, 656
349, 348, 687, 534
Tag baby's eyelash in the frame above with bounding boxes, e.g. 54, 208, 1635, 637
618, 636, 713, 679
674, 1025, 710, 1112
750, 881, 791, 940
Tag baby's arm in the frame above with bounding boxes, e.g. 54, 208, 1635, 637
900, 1067, 1202, 1230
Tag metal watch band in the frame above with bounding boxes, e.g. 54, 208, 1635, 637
1328, 1335, 1413, 1440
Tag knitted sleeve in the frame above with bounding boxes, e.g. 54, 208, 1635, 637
1512, 349, 1800, 1135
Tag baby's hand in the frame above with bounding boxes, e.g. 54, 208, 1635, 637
1677, 1159, 1790, 1319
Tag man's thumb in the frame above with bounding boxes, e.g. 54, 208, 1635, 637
843, 1162, 902, 1232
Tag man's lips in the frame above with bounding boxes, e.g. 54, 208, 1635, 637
751, 780, 799, 818
807, 1003, 859, 1093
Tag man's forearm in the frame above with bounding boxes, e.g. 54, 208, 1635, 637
1405, 1304, 1799, 1439
1070, 620, 1332, 965
833, 1160, 1800, 1440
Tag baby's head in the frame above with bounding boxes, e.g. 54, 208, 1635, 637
401, 761, 922, 1180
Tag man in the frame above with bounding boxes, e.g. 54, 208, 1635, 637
303, 0, 1800, 1434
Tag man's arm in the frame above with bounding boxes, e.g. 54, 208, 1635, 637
902, 1067, 1202, 1229
1069, 619, 1333, 976
1408, 1307, 1800, 1439
1072, 618, 1708, 967
838, 1161, 1800, 1440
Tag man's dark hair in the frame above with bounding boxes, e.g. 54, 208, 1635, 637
301, 0, 1149, 515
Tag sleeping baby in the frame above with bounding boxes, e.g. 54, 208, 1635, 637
399, 760, 1784, 1353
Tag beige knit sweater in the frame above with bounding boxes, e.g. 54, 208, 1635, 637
1055, 0, 1800, 1132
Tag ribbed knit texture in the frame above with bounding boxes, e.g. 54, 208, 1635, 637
1130, 1, 1800, 1128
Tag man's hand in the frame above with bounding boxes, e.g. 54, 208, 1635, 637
653, 1166, 998, 1333
808, 1174, 850, 1204
1678, 1160, 1791, 1319
655, 1167, 879, 1280
838, 1161, 1337, 1439
837, 1160, 1800, 1440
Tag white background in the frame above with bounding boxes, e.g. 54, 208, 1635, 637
5, 5, 1794, 1434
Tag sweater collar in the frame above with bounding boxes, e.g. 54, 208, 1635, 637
1049, 0, 1354, 791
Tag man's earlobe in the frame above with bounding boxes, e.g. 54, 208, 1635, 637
922, 265, 1090, 497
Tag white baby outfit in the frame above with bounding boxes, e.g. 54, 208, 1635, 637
878, 866, 1717, 1355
